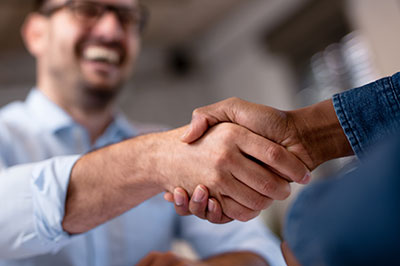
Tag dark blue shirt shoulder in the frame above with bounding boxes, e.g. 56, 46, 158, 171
284, 131, 400, 266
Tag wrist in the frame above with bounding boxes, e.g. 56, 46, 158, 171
288, 99, 353, 170
135, 127, 189, 193
123, 134, 167, 192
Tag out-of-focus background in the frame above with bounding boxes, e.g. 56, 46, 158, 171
1, 0, 400, 245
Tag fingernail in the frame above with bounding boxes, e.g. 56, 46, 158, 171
193, 185, 206, 203
299, 172, 311, 185
174, 189, 184, 206
208, 199, 216, 212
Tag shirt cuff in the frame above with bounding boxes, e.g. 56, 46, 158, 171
31, 155, 81, 250
332, 72, 400, 158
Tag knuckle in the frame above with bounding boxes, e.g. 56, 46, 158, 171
192, 107, 203, 118
219, 123, 238, 138
261, 178, 278, 197
265, 145, 284, 163
214, 150, 234, 169
208, 172, 224, 189
260, 178, 291, 200
227, 97, 240, 104
252, 196, 272, 211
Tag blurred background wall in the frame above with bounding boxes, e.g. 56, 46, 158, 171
1, 0, 400, 239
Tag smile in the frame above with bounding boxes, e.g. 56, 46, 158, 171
83, 46, 121, 65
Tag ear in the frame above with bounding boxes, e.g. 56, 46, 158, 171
21, 13, 49, 57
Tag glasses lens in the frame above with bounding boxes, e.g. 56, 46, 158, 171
117, 8, 142, 30
66, 1, 148, 33
70, 2, 102, 22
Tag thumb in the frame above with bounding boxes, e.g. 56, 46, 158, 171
181, 114, 212, 143
181, 98, 239, 143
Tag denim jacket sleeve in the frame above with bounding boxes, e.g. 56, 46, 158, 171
333, 72, 400, 158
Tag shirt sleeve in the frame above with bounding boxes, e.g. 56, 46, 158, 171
333, 72, 400, 158
178, 215, 286, 266
0, 155, 80, 259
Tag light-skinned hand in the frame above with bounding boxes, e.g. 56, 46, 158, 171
165, 97, 353, 223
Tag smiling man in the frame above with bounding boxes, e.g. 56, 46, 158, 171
0, 0, 310, 265
33, 0, 141, 139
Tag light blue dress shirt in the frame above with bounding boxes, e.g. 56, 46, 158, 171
0, 90, 285, 266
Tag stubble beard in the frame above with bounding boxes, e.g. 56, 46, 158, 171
78, 81, 124, 112
46, 37, 133, 113
47, 61, 127, 113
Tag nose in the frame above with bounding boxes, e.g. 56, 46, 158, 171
91, 11, 125, 41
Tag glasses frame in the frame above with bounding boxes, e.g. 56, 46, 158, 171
38, 0, 149, 33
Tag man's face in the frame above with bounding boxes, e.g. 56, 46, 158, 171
40, 0, 141, 98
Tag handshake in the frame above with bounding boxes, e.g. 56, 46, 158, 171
63, 96, 353, 234
160, 97, 353, 223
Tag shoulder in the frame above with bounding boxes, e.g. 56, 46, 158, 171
0, 100, 41, 151
0, 101, 29, 135
0, 100, 32, 126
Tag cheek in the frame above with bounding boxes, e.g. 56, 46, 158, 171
49, 38, 77, 67
49, 19, 83, 59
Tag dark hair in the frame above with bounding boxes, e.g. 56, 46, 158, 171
34, 0, 47, 10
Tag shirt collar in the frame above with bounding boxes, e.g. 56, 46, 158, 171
26, 89, 75, 133
25, 89, 137, 139
99, 111, 137, 142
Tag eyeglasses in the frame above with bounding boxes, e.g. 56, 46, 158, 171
39, 1, 149, 33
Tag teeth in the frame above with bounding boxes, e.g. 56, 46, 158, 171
83, 46, 120, 64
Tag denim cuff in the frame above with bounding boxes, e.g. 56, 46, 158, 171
333, 72, 400, 158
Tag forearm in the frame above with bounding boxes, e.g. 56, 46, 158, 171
289, 99, 353, 169
63, 121, 300, 232
203, 251, 269, 266
62, 133, 165, 234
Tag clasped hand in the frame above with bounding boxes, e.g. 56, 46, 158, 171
159, 98, 313, 223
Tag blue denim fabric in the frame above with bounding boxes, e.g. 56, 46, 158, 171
284, 132, 400, 266
333, 72, 400, 158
